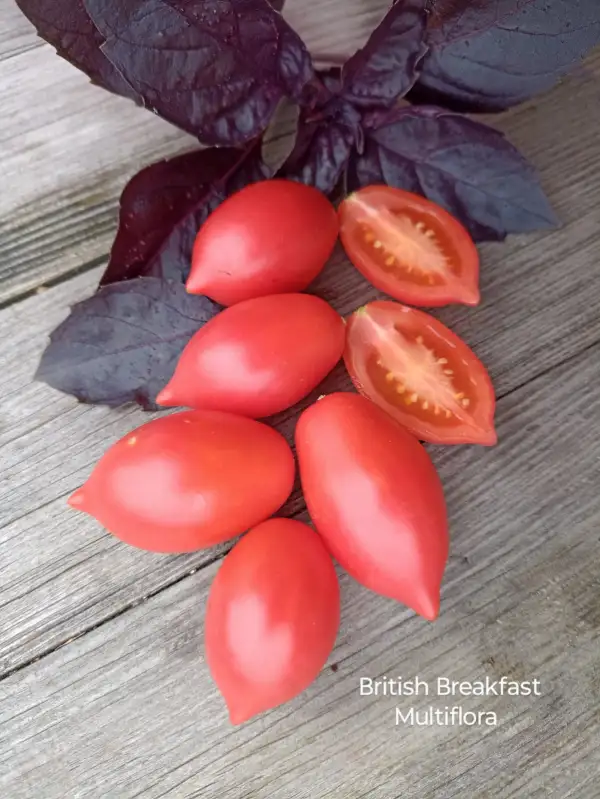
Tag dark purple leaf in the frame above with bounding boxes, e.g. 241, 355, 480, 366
36, 278, 221, 410
349, 106, 558, 241
417, 0, 600, 111
279, 101, 362, 194
14, 0, 140, 100
268, 0, 285, 9
341, 0, 428, 107
100, 142, 269, 286
83, 0, 315, 145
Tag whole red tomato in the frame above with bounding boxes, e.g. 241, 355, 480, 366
157, 294, 345, 417
68, 410, 295, 552
205, 518, 340, 724
186, 180, 339, 306
296, 393, 448, 620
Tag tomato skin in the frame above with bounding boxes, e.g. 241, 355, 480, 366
186, 180, 339, 306
157, 294, 345, 418
205, 518, 340, 724
68, 411, 295, 553
344, 301, 497, 446
296, 393, 448, 620
339, 186, 480, 307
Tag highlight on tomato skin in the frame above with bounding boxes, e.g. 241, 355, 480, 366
338, 185, 480, 308
156, 293, 346, 418
205, 518, 340, 725
186, 179, 339, 306
343, 301, 497, 446
67, 410, 296, 553
296, 393, 448, 620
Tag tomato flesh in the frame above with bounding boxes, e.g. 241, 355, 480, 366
68, 410, 295, 552
205, 518, 340, 724
296, 393, 448, 620
339, 186, 480, 307
157, 293, 345, 418
187, 179, 339, 306
344, 301, 496, 445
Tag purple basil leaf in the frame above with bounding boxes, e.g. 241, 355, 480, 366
417, 0, 600, 111
100, 142, 269, 286
349, 106, 558, 241
14, 0, 140, 100
341, 0, 428, 107
268, 0, 285, 9
35, 278, 220, 410
83, 0, 315, 145
279, 101, 362, 194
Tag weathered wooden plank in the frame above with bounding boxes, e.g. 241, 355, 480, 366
0, 1, 38, 60
0, 344, 598, 797
1, 170, 600, 675
2, 3, 599, 302
0, 0, 386, 301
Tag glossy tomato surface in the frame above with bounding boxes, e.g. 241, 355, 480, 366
205, 518, 340, 724
296, 393, 448, 620
187, 180, 339, 306
68, 411, 295, 552
344, 301, 496, 445
339, 186, 480, 307
157, 294, 345, 418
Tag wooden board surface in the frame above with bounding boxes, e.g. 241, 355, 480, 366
1, 1, 600, 796
0, 0, 387, 302
1, 346, 599, 798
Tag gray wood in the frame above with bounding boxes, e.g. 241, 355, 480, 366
1, 183, 600, 674
2, 2, 600, 795
2, 4, 599, 303
0, 0, 386, 302
0, 345, 598, 798
0, 0, 38, 61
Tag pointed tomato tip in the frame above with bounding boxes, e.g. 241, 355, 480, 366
185, 274, 205, 296
68, 488, 86, 509
156, 384, 175, 406
227, 704, 255, 725
486, 428, 498, 446
461, 288, 481, 307
412, 589, 440, 622
471, 426, 498, 446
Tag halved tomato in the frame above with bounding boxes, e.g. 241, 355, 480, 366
338, 186, 480, 307
344, 301, 496, 445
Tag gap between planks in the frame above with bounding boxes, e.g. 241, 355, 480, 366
1, 9, 600, 301
0, 342, 598, 798
0, 218, 600, 677
0, 0, 387, 300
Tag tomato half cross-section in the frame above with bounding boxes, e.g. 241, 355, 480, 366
339, 186, 480, 307
186, 180, 339, 306
344, 301, 497, 446
157, 294, 345, 418
68, 410, 295, 552
296, 393, 449, 620
205, 518, 340, 724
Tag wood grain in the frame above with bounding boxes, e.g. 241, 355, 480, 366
2, 2, 599, 302
0, 345, 598, 798
2, 4, 600, 794
0, 1, 38, 61
0, 0, 386, 302
1, 185, 600, 675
